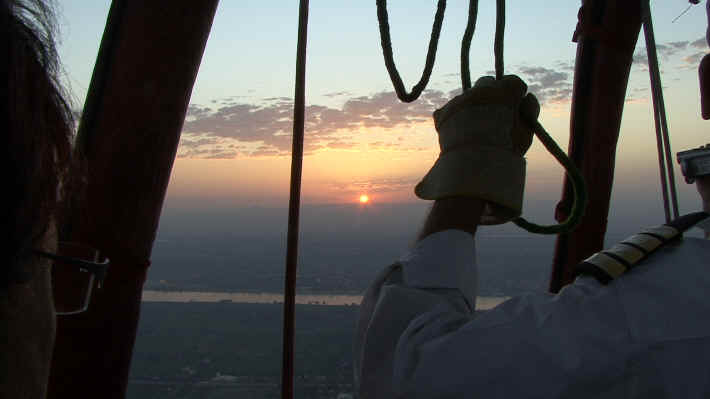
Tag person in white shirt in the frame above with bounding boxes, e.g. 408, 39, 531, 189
354, 75, 710, 398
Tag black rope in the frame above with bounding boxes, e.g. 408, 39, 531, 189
641, 0, 680, 221
376, 0, 587, 235
494, 0, 505, 80
461, 0, 479, 90
376, 0, 446, 102
513, 119, 588, 234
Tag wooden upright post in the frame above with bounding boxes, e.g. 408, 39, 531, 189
550, 0, 642, 292
48, 1, 218, 398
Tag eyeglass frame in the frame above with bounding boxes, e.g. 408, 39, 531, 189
32, 242, 110, 315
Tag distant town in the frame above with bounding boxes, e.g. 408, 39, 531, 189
129, 302, 359, 399
128, 202, 650, 398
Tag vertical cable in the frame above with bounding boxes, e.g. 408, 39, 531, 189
650, 54, 680, 218
641, 0, 679, 221
494, 0, 505, 80
461, 0, 479, 90
281, 1, 309, 398
646, 33, 672, 223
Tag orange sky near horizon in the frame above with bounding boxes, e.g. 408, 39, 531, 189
58, 1, 710, 218
164, 90, 708, 222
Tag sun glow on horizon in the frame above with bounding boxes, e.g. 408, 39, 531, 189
359, 194, 370, 204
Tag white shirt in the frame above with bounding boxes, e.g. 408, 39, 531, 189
355, 230, 710, 399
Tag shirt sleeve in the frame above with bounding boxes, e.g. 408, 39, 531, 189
354, 230, 478, 399
354, 229, 633, 399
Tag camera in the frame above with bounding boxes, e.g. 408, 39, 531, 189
677, 144, 710, 183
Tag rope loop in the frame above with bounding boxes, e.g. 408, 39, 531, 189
513, 119, 588, 234
376, 0, 446, 103
377, 0, 586, 235
380, 0, 506, 96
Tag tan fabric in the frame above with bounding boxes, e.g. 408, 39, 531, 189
415, 75, 539, 224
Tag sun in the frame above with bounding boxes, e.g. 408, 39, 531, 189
359, 194, 370, 204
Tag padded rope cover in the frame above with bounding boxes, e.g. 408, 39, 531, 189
576, 211, 709, 284
415, 75, 539, 225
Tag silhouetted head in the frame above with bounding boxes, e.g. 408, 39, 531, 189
0, 0, 74, 396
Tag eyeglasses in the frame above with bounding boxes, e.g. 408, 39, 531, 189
33, 242, 110, 315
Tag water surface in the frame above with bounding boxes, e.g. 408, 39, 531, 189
142, 290, 509, 310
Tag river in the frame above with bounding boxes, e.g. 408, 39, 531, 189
141, 290, 509, 310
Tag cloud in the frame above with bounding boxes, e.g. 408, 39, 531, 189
656, 42, 688, 57
690, 36, 707, 49
186, 104, 212, 119
633, 36, 709, 69
205, 150, 239, 159
623, 87, 650, 105
177, 146, 239, 159
178, 61, 584, 160
249, 146, 282, 157
683, 51, 707, 66
667, 41, 688, 51
368, 141, 399, 150
632, 44, 679, 67
328, 177, 420, 195
179, 91, 448, 159
554, 61, 574, 72
326, 140, 358, 150
517, 66, 572, 104
367, 141, 427, 152
631, 45, 683, 67
436, 65, 574, 106
323, 91, 352, 98
182, 100, 293, 153
632, 52, 648, 66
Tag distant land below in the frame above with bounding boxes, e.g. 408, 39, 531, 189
148, 202, 697, 298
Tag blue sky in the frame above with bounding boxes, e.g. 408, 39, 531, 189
58, 1, 709, 104
55, 1, 710, 229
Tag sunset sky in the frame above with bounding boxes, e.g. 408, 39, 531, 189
57, 1, 710, 226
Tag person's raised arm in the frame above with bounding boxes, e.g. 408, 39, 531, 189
417, 198, 485, 240
356, 75, 541, 399
413, 75, 540, 242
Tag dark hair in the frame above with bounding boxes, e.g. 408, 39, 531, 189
0, 0, 75, 289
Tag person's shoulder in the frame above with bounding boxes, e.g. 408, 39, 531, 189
576, 213, 709, 285
680, 236, 710, 248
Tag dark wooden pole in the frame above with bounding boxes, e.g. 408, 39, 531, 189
282, 2, 309, 398
550, 0, 641, 292
47, 1, 218, 398
699, 0, 710, 119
